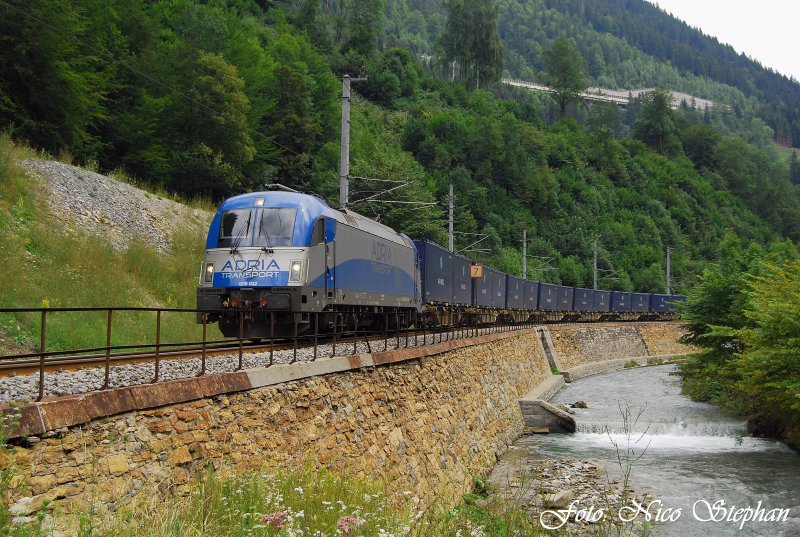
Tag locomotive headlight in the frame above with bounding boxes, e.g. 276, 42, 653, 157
204, 262, 215, 283
289, 260, 303, 282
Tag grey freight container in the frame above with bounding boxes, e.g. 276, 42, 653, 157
538, 283, 558, 311
650, 294, 671, 313
610, 291, 631, 312
593, 290, 610, 312
452, 253, 472, 306
474, 269, 492, 307
557, 286, 574, 310
573, 288, 593, 311
631, 293, 650, 312
506, 276, 525, 309
413, 240, 453, 304
523, 280, 539, 310
651, 293, 685, 313
492, 270, 507, 309
667, 295, 687, 312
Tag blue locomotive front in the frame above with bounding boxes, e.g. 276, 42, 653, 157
197, 191, 421, 338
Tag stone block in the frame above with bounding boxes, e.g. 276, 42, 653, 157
169, 446, 192, 465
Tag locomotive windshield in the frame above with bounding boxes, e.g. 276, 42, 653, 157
256, 208, 297, 247
218, 209, 251, 248
215, 207, 297, 248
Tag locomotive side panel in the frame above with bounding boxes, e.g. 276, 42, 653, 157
332, 223, 418, 308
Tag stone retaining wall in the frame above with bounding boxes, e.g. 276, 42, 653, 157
5, 322, 694, 515
548, 322, 694, 370
7, 330, 552, 514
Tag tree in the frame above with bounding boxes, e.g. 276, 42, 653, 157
438, 0, 503, 89
343, 0, 384, 58
261, 65, 322, 191
542, 37, 587, 119
0, 0, 110, 158
634, 88, 681, 155
169, 52, 255, 198
791, 151, 800, 186
681, 123, 720, 170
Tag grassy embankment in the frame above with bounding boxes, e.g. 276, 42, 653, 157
0, 451, 561, 537
0, 134, 210, 357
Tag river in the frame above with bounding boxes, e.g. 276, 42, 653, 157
507, 364, 800, 536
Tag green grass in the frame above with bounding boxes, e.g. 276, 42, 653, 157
23, 465, 558, 537
0, 134, 211, 355
770, 142, 797, 164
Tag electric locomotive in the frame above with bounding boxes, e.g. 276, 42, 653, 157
196, 190, 420, 338
198, 190, 686, 339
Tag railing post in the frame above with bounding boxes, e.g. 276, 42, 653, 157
36, 310, 46, 402
413, 312, 418, 347
152, 310, 162, 383
237, 310, 244, 371
269, 312, 275, 367
313, 312, 319, 362
332, 312, 338, 358
198, 313, 207, 376
352, 312, 358, 355
101, 309, 113, 389
291, 315, 298, 364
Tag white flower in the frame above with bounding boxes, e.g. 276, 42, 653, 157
294, 486, 304, 494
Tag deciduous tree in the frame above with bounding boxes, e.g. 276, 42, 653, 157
542, 37, 587, 119
438, 0, 503, 89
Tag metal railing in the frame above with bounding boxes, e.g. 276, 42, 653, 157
0, 307, 536, 402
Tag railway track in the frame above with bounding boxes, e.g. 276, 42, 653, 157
0, 318, 652, 379
0, 326, 463, 379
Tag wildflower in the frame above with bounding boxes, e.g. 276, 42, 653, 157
294, 486, 304, 494
260, 511, 289, 529
337, 515, 365, 534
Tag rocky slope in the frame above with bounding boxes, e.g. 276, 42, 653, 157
22, 160, 212, 252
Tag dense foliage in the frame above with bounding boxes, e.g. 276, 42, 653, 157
1, 0, 799, 294
386, 0, 800, 146
680, 236, 800, 448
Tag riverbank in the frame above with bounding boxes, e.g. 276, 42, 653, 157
496, 365, 800, 537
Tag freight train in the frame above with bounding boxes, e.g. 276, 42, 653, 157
196, 191, 685, 338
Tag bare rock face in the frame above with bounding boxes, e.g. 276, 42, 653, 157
21, 160, 212, 252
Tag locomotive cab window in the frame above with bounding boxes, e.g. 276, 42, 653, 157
256, 208, 297, 247
218, 209, 252, 248
311, 218, 325, 246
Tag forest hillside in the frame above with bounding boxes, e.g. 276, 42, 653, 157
0, 0, 798, 296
